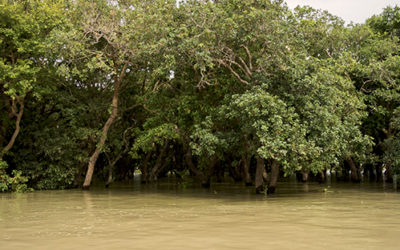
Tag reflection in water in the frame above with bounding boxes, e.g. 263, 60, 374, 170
0, 181, 400, 250
82, 189, 93, 210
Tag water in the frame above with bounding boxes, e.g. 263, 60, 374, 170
1, 180, 400, 250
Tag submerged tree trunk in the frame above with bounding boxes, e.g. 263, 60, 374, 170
1, 97, 24, 159
268, 160, 280, 194
255, 156, 265, 194
83, 80, 121, 190
346, 156, 360, 183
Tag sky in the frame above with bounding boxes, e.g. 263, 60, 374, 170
284, 0, 399, 24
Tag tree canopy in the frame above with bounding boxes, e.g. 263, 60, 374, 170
1, 0, 399, 193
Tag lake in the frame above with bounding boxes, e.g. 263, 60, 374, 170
1, 179, 399, 249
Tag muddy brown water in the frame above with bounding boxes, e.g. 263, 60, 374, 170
1, 179, 400, 250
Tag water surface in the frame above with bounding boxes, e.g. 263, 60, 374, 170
1, 181, 399, 250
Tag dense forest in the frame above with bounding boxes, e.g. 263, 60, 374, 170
0, 0, 399, 194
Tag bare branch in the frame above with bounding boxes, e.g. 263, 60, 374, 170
241, 44, 253, 71
198, 70, 213, 88
226, 58, 251, 78
124, 104, 142, 112
217, 59, 249, 85
152, 80, 161, 92
143, 104, 158, 114
325, 48, 332, 58
237, 56, 252, 77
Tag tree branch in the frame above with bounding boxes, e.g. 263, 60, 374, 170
1, 97, 24, 158
241, 44, 253, 72
217, 59, 249, 85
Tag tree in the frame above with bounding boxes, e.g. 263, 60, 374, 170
0, 0, 63, 191
346, 7, 400, 181
52, 0, 178, 189
0, 0, 62, 158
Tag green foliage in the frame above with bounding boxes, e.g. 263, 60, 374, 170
347, 7, 400, 174
131, 123, 180, 158
1, 0, 399, 191
190, 116, 228, 157
0, 159, 30, 192
368, 6, 400, 38
382, 106, 400, 174
0, 0, 63, 98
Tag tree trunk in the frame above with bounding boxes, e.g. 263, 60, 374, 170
363, 163, 375, 181
82, 80, 120, 190
105, 151, 126, 188
301, 170, 309, 182
156, 156, 170, 180
241, 138, 252, 186
341, 167, 349, 181
268, 160, 280, 194
1, 97, 24, 159
255, 156, 265, 194
73, 162, 86, 188
318, 170, 326, 183
262, 169, 268, 183
105, 165, 113, 188
216, 164, 224, 183
184, 148, 218, 188
346, 156, 360, 183
229, 159, 243, 182
149, 142, 169, 182
141, 151, 152, 184
156, 145, 174, 180
105, 127, 132, 187
385, 163, 393, 183
185, 147, 205, 180
242, 155, 252, 186
201, 156, 218, 188
376, 164, 383, 182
